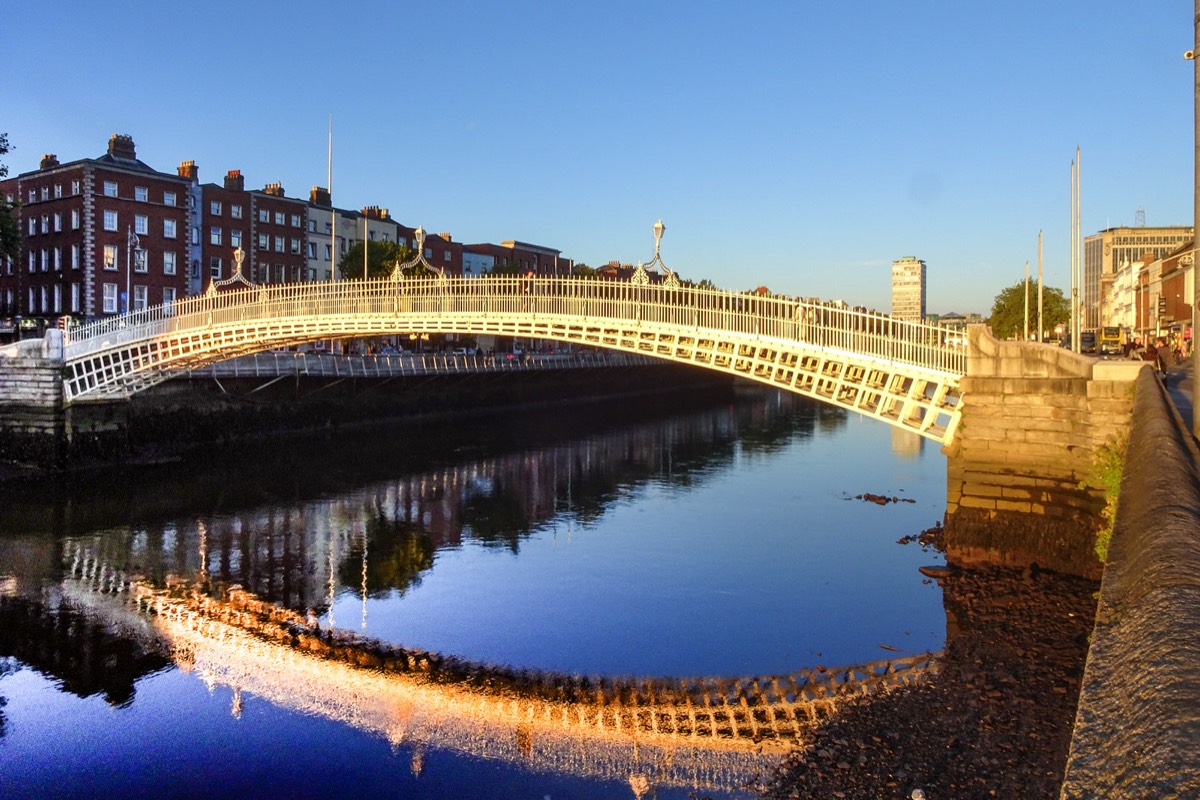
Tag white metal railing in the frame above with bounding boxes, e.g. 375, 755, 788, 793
188, 350, 655, 378
64, 276, 966, 377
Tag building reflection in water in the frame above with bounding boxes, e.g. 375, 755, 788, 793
891, 425, 925, 459
1, 391, 894, 796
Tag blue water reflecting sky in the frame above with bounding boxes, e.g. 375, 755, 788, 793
0, 391, 947, 799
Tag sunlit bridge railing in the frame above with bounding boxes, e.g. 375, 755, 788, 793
60, 275, 966, 443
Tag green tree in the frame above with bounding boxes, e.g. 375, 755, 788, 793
988, 280, 1069, 340
337, 239, 414, 280
0, 133, 20, 264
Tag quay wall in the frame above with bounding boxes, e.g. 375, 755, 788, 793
942, 326, 1142, 579
1059, 368, 1200, 800
0, 334, 66, 468
0, 357, 729, 476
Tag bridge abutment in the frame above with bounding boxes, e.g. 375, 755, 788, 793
0, 334, 67, 470
942, 325, 1142, 579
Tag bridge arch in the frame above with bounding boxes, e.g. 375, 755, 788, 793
58, 276, 965, 443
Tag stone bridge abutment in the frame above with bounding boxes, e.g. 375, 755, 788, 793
942, 324, 1142, 579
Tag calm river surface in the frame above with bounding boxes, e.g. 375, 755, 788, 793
0, 387, 948, 799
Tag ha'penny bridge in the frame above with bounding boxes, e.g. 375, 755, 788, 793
62, 537, 936, 794
38, 270, 967, 443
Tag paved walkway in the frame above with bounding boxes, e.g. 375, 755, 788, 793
1165, 359, 1195, 434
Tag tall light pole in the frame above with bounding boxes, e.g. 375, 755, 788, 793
1190, 5, 1200, 436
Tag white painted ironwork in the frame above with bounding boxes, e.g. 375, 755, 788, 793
60, 276, 966, 443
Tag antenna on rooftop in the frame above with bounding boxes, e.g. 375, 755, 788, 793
1134, 205, 1146, 227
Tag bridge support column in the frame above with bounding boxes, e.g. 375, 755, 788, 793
0, 333, 67, 470
942, 325, 1142, 579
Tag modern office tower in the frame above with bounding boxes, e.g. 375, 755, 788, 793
891, 256, 927, 322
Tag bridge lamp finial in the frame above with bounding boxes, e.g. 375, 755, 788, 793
653, 219, 665, 257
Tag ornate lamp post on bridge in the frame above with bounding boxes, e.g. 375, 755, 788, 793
125, 225, 145, 314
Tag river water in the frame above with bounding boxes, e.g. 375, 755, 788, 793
0, 386, 949, 799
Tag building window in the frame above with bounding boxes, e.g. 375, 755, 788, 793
40, 286, 48, 313
135, 186, 148, 202
71, 209, 80, 230
40, 187, 49, 201
164, 191, 177, 207
104, 210, 118, 231
231, 229, 242, 247
210, 201, 222, 216
27, 288, 33, 313
308, 219, 316, 232
71, 244, 80, 270
54, 184, 62, 199
103, 181, 118, 197
210, 226, 222, 245
231, 204, 243, 219
163, 251, 177, 275
134, 249, 148, 273
290, 238, 300, 254
53, 213, 61, 232
291, 214, 301, 227
40, 215, 49, 234
163, 287, 177, 311
71, 283, 80, 313
27, 217, 35, 236
53, 285, 62, 313
274, 211, 285, 225
258, 209, 269, 223
103, 283, 118, 313
258, 233, 269, 250
274, 235, 284, 252
210, 256, 222, 278
27, 190, 35, 204
133, 285, 148, 312
191, 226, 199, 245
28, 252, 35, 272
307, 242, 316, 258
40, 249, 49, 272
444, 251, 451, 261
71, 180, 80, 195
53, 247, 61, 271
164, 219, 177, 238
325, 244, 332, 260
135, 214, 149, 236
103, 244, 118, 269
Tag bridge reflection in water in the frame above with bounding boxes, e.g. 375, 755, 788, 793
61, 543, 935, 795
4, 394, 944, 796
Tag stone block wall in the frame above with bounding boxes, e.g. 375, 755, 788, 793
0, 337, 66, 468
943, 325, 1142, 578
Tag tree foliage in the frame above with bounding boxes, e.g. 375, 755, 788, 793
0, 133, 20, 264
988, 280, 1069, 340
337, 239, 415, 280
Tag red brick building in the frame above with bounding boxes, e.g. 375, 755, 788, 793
0, 134, 191, 329
462, 240, 563, 276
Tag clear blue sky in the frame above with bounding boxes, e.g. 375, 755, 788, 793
4, 1, 1194, 314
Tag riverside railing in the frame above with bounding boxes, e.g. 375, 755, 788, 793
64, 276, 967, 377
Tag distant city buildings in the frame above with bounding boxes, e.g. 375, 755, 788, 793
890, 256, 926, 322
1083, 225, 1192, 331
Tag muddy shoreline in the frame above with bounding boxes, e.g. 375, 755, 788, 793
760, 535, 1097, 800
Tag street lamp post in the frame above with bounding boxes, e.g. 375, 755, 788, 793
125, 225, 144, 315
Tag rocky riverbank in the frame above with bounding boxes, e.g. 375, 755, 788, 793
760, 542, 1097, 800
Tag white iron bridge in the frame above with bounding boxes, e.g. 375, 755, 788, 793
59, 274, 966, 444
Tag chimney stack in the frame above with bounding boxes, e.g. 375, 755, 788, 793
39, 154, 59, 170
310, 186, 331, 207
178, 160, 198, 181
107, 133, 136, 160
224, 169, 245, 191
263, 182, 284, 197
